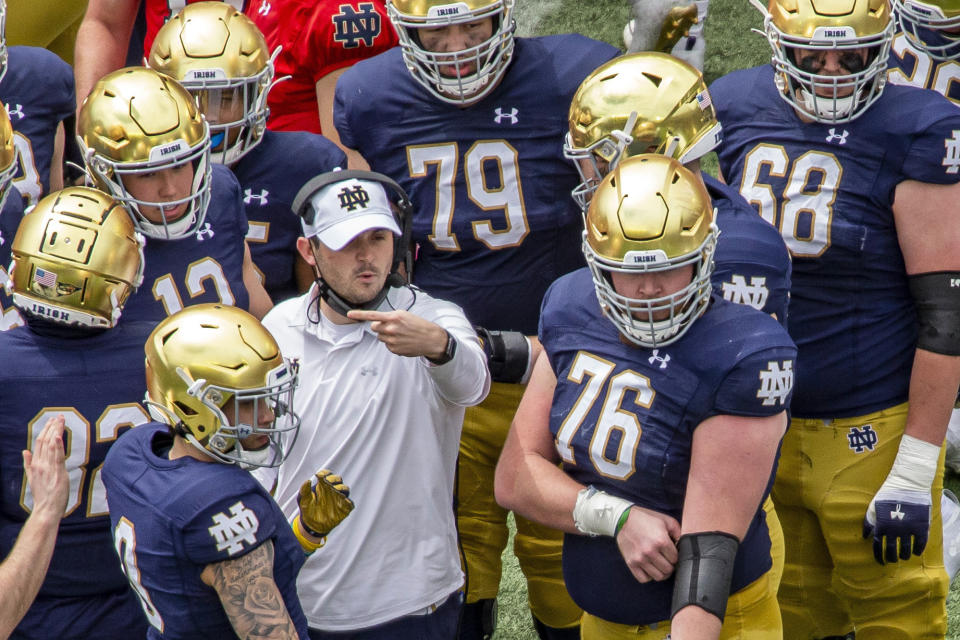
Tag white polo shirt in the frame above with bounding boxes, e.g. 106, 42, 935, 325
256, 284, 490, 631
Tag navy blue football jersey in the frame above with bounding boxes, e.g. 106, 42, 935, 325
0, 186, 25, 330
539, 268, 796, 625
711, 64, 960, 419
232, 129, 345, 302
102, 422, 309, 640
706, 173, 792, 326
121, 165, 251, 323
0, 47, 75, 210
0, 321, 154, 639
888, 28, 960, 104
334, 35, 619, 335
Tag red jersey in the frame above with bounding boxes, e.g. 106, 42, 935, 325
248, 0, 398, 133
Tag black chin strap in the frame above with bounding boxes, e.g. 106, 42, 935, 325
304, 230, 410, 320
312, 272, 407, 320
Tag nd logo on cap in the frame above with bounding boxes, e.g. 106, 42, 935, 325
300, 177, 401, 250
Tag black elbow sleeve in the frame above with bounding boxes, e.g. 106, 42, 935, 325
909, 272, 960, 356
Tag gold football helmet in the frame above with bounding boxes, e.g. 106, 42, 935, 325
564, 52, 722, 210
759, 0, 892, 123
77, 67, 212, 240
144, 303, 301, 468
583, 154, 716, 349
0, 103, 17, 211
10, 187, 145, 328
387, 0, 515, 104
893, 0, 960, 60
149, 2, 277, 164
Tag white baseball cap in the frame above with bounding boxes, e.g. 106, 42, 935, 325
300, 178, 401, 250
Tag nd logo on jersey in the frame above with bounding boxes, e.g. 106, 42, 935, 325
944, 130, 960, 175
757, 360, 793, 407
208, 501, 260, 555
720, 275, 769, 311
332, 3, 382, 48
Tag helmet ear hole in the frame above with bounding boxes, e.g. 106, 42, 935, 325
174, 401, 198, 417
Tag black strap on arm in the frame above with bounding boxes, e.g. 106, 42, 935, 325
909, 271, 960, 356
671, 531, 739, 622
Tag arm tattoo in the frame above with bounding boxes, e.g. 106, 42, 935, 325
206, 540, 299, 639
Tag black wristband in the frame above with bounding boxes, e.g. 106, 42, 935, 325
299, 515, 327, 538
427, 330, 457, 365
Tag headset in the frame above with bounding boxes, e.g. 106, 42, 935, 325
292, 169, 415, 318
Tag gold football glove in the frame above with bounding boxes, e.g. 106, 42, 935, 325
655, 4, 699, 53
292, 469, 355, 554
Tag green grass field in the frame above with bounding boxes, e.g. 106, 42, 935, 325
494, 1, 960, 637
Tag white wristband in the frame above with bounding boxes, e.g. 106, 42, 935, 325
882, 434, 940, 493
572, 486, 634, 537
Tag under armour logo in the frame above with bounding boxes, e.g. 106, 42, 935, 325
847, 424, 878, 453
195, 223, 215, 241
890, 505, 906, 521
332, 3, 382, 48
944, 130, 960, 174
756, 360, 793, 406
648, 350, 670, 369
208, 501, 260, 555
825, 128, 848, 145
338, 185, 370, 211
720, 274, 769, 311
494, 107, 519, 125
244, 188, 269, 205
5, 104, 24, 120
257, 0, 271, 15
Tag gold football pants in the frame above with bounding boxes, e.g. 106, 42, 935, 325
456, 381, 582, 628
773, 402, 948, 640
580, 564, 782, 640
6, 0, 87, 64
